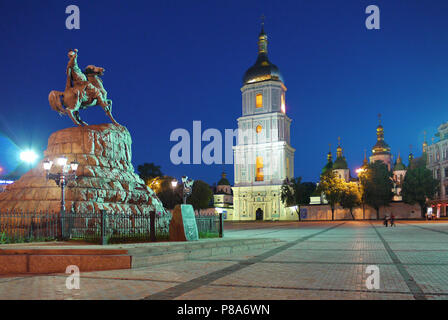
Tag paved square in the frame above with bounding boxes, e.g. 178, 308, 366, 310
2, 221, 448, 300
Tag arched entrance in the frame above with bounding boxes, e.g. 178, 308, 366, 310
256, 208, 263, 221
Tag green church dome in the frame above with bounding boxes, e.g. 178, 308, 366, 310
333, 157, 348, 170
321, 161, 333, 175
394, 162, 406, 171
217, 172, 230, 185
393, 154, 406, 171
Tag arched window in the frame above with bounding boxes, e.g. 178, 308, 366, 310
281, 93, 286, 113
256, 156, 264, 181
256, 94, 263, 108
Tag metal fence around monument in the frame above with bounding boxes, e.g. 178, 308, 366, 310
195, 214, 223, 237
0, 210, 170, 244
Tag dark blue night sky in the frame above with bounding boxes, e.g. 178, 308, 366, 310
1, 0, 448, 185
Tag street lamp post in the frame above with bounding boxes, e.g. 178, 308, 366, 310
356, 168, 366, 220
171, 176, 194, 205
43, 156, 79, 240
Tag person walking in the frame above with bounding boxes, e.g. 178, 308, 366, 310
390, 214, 395, 227
383, 214, 389, 227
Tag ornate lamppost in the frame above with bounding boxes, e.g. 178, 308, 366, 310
43, 156, 79, 239
171, 176, 194, 204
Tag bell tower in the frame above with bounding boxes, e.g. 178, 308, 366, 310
232, 20, 295, 221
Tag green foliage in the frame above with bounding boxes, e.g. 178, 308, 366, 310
280, 178, 316, 206
280, 178, 316, 221
187, 180, 213, 210
0, 232, 7, 244
402, 167, 439, 218
340, 182, 361, 220
137, 163, 163, 183
361, 161, 394, 219
300, 182, 317, 205
281, 177, 301, 207
198, 231, 220, 239
317, 171, 345, 220
409, 155, 427, 170
154, 176, 183, 209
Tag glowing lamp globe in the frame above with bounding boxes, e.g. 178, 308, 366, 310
20, 150, 38, 164
57, 156, 68, 166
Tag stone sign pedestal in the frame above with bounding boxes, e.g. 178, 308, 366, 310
169, 204, 199, 241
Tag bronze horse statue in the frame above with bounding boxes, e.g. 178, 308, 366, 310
49, 49, 120, 126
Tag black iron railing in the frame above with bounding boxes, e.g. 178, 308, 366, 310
195, 213, 223, 238
0, 210, 170, 244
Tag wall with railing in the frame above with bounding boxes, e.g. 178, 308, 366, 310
0, 209, 223, 244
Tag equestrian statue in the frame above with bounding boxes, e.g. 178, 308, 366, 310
49, 49, 120, 126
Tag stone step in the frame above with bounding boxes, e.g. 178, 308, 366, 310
0, 238, 285, 274
0, 252, 131, 274
130, 238, 284, 268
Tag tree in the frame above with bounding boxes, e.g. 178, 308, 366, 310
357, 171, 367, 219
299, 182, 317, 205
409, 155, 427, 170
316, 171, 345, 220
148, 176, 182, 210
340, 182, 361, 220
187, 180, 213, 210
281, 177, 314, 221
402, 167, 439, 218
362, 161, 394, 220
137, 163, 162, 183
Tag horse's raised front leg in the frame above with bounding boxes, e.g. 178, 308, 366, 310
68, 110, 83, 127
74, 111, 88, 126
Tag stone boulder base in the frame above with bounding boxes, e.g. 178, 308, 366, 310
0, 124, 166, 216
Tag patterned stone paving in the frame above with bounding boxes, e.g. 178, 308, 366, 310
2, 220, 448, 300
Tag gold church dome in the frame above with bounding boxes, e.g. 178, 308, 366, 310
243, 24, 283, 85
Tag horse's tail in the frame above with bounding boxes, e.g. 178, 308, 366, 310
48, 90, 65, 115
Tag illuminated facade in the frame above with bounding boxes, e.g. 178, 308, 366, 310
213, 172, 234, 220
426, 122, 448, 216
332, 138, 350, 182
232, 23, 296, 221
370, 116, 392, 170
318, 117, 415, 203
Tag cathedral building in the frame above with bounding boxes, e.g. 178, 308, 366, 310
332, 138, 350, 182
232, 23, 296, 221
426, 122, 448, 216
370, 117, 392, 170
319, 116, 419, 202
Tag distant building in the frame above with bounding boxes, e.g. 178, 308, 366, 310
232, 22, 296, 221
316, 116, 419, 203
0, 180, 14, 193
213, 172, 234, 220
370, 116, 393, 171
426, 122, 448, 216
332, 138, 350, 182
